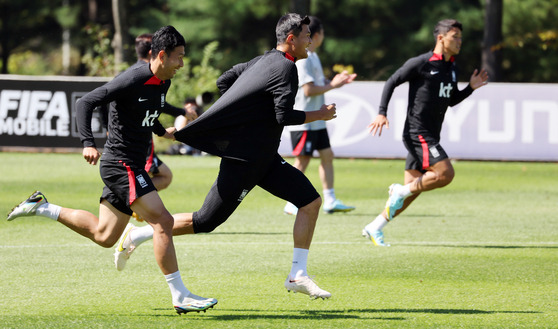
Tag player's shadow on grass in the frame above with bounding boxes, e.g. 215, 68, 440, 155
152, 308, 540, 320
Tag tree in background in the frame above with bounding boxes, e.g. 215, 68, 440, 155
1, 0, 557, 82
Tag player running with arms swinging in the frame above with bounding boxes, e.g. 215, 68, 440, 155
7, 26, 217, 314
362, 19, 489, 246
113, 13, 336, 300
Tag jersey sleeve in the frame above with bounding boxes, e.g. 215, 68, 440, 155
162, 102, 186, 117
76, 74, 134, 148
378, 56, 423, 116
449, 84, 474, 107
152, 119, 166, 137
216, 56, 262, 95
269, 61, 306, 126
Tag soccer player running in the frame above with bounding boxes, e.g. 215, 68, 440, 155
283, 15, 357, 216
115, 13, 336, 299
101, 33, 198, 193
6, 26, 217, 314
362, 19, 489, 246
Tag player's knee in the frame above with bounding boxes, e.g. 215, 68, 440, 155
299, 196, 321, 215
96, 233, 119, 248
437, 168, 454, 187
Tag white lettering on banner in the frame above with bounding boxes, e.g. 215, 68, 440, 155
281, 82, 558, 160
325, 90, 377, 147
478, 100, 516, 143
521, 101, 558, 144
445, 100, 474, 142
0, 89, 70, 137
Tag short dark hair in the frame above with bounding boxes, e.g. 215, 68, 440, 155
308, 16, 323, 38
151, 26, 186, 59
135, 33, 153, 60
276, 13, 311, 44
433, 19, 462, 40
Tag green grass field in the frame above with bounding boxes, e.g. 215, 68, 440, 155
0, 153, 556, 328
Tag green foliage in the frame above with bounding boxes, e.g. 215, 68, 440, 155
0, 154, 557, 328
2, 0, 558, 81
80, 24, 127, 77
499, 0, 558, 82
7, 51, 57, 75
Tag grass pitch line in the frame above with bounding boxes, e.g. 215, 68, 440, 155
1, 240, 556, 249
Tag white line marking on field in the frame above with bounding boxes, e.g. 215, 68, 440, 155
1, 241, 557, 248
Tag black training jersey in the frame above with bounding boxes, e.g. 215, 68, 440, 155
379, 51, 473, 141
174, 48, 306, 162
77, 63, 170, 165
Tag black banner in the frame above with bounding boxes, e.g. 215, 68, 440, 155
0, 75, 110, 149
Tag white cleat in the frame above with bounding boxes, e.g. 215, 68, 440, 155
174, 293, 218, 314
284, 275, 331, 300
7, 191, 47, 221
323, 199, 355, 214
114, 223, 137, 271
385, 183, 405, 220
362, 228, 390, 247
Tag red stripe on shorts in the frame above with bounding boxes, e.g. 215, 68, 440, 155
418, 135, 430, 170
292, 131, 308, 156
144, 139, 154, 172
121, 161, 137, 205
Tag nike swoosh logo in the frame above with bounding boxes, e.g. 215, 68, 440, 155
138, 97, 148, 102
430, 70, 439, 75
281, 160, 287, 164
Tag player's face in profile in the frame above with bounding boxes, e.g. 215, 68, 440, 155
161, 46, 185, 79
292, 24, 312, 59
442, 28, 462, 56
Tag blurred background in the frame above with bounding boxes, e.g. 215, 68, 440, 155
2, 0, 557, 82
1, 0, 557, 158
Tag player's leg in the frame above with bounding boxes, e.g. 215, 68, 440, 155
116, 158, 250, 262
317, 145, 355, 214
132, 191, 217, 313
362, 153, 419, 247
259, 156, 331, 299
58, 199, 130, 247
6, 190, 130, 248
285, 130, 313, 215
150, 159, 173, 191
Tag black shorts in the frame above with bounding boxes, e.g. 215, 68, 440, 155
100, 159, 157, 215
145, 153, 163, 174
290, 129, 331, 156
192, 154, 320, 233
144, 139, 163, 174
403, 134, 448, 173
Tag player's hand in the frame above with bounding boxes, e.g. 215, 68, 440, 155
330, 71, 357, 88
184, 103, 199, 121
163, 127, 177, 140
367, 114, 389, 136
469, 68, 489, 90
83, 146, 101, 165
321, 103, 337, 121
